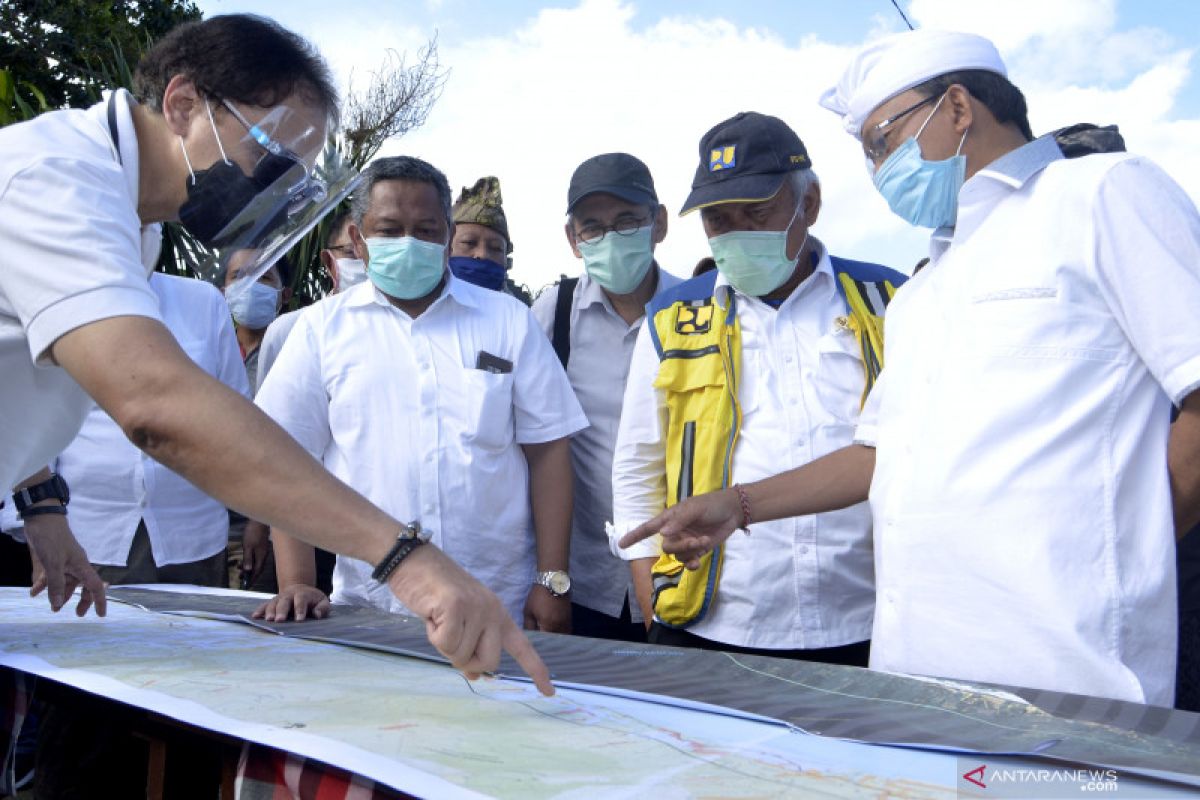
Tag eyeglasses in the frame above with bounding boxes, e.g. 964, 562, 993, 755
221, 99, 327, 214
862, 94, 939, 162
325, 243, 357, 259
574, 215, 651, 244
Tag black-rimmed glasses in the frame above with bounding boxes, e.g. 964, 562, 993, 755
862, 94, 939, 162
575, 215, 651, 244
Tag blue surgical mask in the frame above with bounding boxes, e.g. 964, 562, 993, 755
708, 204, 803, 297
335, 257, 368, 290
449, 256, 507, 291
226, 281, 280, 329
576, 225, 655, 295
872, 94, 968, 229
365, 237, 446, 300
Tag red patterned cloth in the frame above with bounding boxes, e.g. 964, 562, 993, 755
236, 742, 415, 800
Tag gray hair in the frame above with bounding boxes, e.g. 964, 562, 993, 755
350, 156, 453, 226
789, 168, 819, 206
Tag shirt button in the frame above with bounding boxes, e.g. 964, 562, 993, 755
785, 355, 794, 364
790, 397, 799, 406
799, 545, 809, 555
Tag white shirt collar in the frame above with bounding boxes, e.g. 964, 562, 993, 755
348, 270, 481, 314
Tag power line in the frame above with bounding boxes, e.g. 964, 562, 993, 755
890, 0, 915, 30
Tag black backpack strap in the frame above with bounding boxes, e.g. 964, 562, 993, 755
106, 92, 123, 165
552, 276, 578, 369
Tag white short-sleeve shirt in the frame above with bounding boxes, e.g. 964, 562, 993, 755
256, 275, 587, 622
861, 136, 1200, 705
0, 90, 161, 491
55, 273, 250, 566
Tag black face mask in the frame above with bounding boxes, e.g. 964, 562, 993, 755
177, 160, 262, 249
178, 151, 307, 250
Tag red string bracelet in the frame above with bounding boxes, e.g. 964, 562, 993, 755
733, 484, 752, 534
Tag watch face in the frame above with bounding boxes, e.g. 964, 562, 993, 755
548, 572, 571, 595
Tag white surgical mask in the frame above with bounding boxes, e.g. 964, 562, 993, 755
335, 257, 368, 290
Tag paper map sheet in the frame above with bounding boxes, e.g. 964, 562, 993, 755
105, 585, 1200, 788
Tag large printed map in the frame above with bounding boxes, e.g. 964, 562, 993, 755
0, 588, 956, 798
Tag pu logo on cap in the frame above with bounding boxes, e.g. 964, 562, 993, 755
709, 146, 736, 172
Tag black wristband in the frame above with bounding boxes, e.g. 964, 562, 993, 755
19, 504, 67, 519
371, 523, 429, 583
371, 537, 426, 583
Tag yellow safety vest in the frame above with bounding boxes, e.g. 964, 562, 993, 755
646, 259, 903, 628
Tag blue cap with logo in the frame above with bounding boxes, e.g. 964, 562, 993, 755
680, 111, 812, 215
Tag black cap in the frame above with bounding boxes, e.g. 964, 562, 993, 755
680, 112, 812, 215
567, 153, 658, 214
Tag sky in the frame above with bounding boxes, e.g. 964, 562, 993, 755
195, 0, 1200, 293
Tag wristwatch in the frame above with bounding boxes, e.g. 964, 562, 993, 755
12, 473, 70, 518
534, 570, 571, 597
370, 521, 432, 583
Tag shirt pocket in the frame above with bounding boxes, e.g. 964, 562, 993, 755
968, 288, 1123, 362
463, 369, 515, 451
813, 330, 867, 426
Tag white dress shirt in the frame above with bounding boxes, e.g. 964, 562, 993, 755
857, 136, 1200, 705
613, 245, 875, 649
530, 266, 682, 621
256, 276, 587, 623
256, 307, 303, 393
55, 273, 250, 566
0, 89, 162, 492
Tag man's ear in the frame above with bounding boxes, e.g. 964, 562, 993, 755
946, 83, 974, 136
160, 74, 203, 137
320, 249, 339, 291
564, 221, 582, 259
651, 203, 669, 246
348, 223, 368, 264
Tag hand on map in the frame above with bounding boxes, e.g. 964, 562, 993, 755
240, 520, 271, 588
390, 545, 555, 696
523, 587, 571, 634
619, 489, 743, 570
253, 584, 330, 622
23, 513, 107, 617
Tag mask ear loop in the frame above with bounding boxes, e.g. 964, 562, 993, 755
913, 91, 949, 141
203, 99, 233, 166
178, 137, 197, 185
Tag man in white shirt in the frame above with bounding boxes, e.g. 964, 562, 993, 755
254, 156, 588, 631
621, 30, 1200, 705
255, 211, 367, 393
0, 14, 552, 692
52, 272, 248, 586
612, 113, 904, 664
530, 153, 680, 642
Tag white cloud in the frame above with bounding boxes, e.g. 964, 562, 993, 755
203, 0, 1199, 292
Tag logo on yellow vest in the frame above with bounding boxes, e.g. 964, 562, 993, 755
675, 302, 713, 335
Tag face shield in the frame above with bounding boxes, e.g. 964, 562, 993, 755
185, 100, 361, 297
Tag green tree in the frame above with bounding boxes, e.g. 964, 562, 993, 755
0, 0, 201, 111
